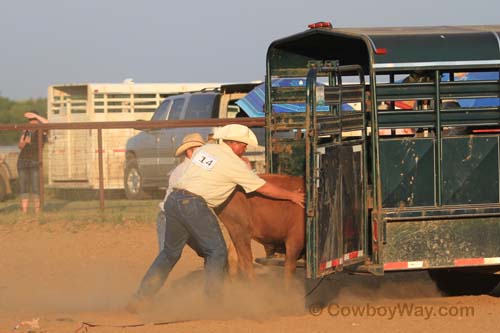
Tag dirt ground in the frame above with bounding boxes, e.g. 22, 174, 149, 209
1, 220, 500, 333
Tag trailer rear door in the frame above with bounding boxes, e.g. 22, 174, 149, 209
305, 63, 369, 278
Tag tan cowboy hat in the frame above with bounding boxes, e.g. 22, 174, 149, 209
213, 124, 258, 147
175, 133, 205, 157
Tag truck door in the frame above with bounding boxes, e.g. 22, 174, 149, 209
157, 97, 185, 183
177, 93, 219, 149
305, 63, 369, 278
135, 99, 171, 182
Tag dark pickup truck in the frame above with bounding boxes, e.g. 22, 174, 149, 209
123, 83, 265, 199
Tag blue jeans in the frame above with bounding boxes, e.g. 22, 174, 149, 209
156, 211, 167, 251
156, 210, 203, 256
17, 159, 40, 198
137, 190, 227, 300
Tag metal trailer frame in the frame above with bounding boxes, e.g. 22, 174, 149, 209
264, 24, 500, 282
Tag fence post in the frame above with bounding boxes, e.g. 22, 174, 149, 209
38, 129, 44, 211
97, 129, 105, 210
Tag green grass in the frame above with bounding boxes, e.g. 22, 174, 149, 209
0, 197, 159, 225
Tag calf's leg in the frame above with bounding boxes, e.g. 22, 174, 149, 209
226, 238, 238, 279
233, 236, 255, 281
284, 236, 304, 289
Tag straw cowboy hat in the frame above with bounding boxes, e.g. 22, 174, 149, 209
175, 133, 205, 157
213, 124, 259, 147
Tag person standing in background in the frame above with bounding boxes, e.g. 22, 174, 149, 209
17, 111, 48, 214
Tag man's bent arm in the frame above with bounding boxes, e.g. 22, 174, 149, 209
255, 182, 305, 208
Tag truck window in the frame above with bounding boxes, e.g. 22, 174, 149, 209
150, 100, 171, 121
167, 99, 185, 120
184, 94, 218, 119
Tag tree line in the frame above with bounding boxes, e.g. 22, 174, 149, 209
0, 96, 47, 145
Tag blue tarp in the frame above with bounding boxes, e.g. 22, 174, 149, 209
238, 73, 499, 118
443, 72, 500, 108
236, 79, 351, 117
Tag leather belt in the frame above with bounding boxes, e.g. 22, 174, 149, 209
173, 188, 203, 200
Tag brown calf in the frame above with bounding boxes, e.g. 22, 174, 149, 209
216, 174, 305, 283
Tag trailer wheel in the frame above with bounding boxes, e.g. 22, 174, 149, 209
124, 160, 149, 200
428, 269, 500, 296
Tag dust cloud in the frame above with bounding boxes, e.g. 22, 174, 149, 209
305, 270, 442, 308
136, 266, 441, 323
140, 266, 306, 323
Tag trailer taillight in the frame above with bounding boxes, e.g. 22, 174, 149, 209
308, 21, 332, 29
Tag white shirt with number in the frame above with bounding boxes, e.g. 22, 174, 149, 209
174, 142, 265, 207
159, 158, 191, 211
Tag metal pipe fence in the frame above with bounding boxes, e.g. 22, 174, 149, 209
0, 118, 265, 212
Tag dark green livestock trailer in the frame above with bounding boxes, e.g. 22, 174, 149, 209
265, 23, 500, 295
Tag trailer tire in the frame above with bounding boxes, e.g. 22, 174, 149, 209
124, 160, 149, 200
428, 269, 500, 296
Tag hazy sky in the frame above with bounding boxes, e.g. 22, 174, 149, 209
0, 0, 499, 100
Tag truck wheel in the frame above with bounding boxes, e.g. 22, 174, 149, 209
428, 269, 500, 296
124, 160, 149, 200
0, 175, 7, 202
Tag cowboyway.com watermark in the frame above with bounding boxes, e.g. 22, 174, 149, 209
308, 303, 475, 320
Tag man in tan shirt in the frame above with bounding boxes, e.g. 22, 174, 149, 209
128, 124, 304, 311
